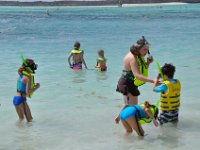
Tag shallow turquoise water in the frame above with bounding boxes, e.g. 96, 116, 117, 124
0, 4, 200, 150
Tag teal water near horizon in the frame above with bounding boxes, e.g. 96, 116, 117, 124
0, 4, 200, 150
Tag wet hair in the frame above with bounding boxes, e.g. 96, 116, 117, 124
98, 49, 105, 58
161, 63, 176, 78
144, 101, 159, 119
74, 41, 80, 50
130, 36, 149, 56
144, 101, 151, 108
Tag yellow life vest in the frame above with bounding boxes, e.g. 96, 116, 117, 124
138, 103, 157, 124
95, 57, 107, 71
22, 71, 35, 98
134, 56, 148, 86
71, 49, 82, 54
97, 57, 107, 62
160, 80, 181, 111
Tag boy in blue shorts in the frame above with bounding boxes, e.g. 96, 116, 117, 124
153, 63, 181, 125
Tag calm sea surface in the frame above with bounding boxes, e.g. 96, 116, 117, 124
0, 4, 200, 150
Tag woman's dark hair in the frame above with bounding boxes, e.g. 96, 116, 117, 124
161, 63, 176, 78
130, 36, 149, 56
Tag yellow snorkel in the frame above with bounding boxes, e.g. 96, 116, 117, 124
20, 54, 33, 74
20, 54, 35, 98
156, 60, 165, 82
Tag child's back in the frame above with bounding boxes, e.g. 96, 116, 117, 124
95, 49, 107, 71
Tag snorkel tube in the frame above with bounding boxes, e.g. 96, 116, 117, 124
20, 54, 35, 98
20, 54, 33, 73
155, 60, 165, 82
142, 36, 153, 62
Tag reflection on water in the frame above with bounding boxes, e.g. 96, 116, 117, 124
71, 70, 87, 83
157, 124, 183, 149
95, 71, 108, 81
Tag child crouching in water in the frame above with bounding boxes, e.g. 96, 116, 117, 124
95, 49, 107, 71
119, 101, 159, 136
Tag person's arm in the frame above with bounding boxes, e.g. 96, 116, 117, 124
81, 52, 88, 69
130, 56, 154, 83
115, 104, 128, 124
153, 82, 167, 93
95, 60, 100, 68
67, 53, 73, 68
24, 76, 40, 96
153, 73, 161, 91
145, 108, 159, 127
146, 55, 154, 67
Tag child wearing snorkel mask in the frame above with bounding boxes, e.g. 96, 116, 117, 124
13, 57, 40, 122
119, 101, 159, 136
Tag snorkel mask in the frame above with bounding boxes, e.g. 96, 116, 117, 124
141, 36, 151, 56
20, 54, 37, 74
150, 100, 160, 119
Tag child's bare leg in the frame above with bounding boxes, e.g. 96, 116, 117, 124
23, 102, 33, 122
126, 117, 144, 136
15, 105, 24, 121
121, 120, 133, 134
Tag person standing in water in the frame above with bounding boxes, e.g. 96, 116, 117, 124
115, 36, 154, 123
68, 41, 88, 70
153, 63, 181, 125
13, 57, 40, 122
95, 49, 107, 71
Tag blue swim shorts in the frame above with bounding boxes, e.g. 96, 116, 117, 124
13, 96, 26, 106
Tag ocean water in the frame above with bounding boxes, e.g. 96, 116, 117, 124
0, 3, 200, 150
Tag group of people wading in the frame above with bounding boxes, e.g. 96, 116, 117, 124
13, 36, 181, 137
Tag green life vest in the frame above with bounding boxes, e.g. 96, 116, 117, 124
137, 103, 157, 124
22, 71, 35, 98
134, 56, 148, 86
71, 49, 82, 54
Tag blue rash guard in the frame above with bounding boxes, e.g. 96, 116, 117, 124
120, 105, 147, 121
155, 79, 176, 93
17, 75, 26, 93
13, 75, 27, 106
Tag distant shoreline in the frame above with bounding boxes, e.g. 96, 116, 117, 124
122, 2, 188, 6
0, 1, 199, 6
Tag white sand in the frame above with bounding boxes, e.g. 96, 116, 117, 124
122, 2, 188, 7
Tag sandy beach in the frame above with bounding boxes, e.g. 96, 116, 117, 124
0, 1, 196, 6
122, 2, 188, 7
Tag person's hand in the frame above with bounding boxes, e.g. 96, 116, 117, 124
153, 119, 159, 127
153, 78, 159, 84
147, 55, 154, 65
35, 83, 40, 89
115, 116, 120, 124
156, 73, 161, 79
